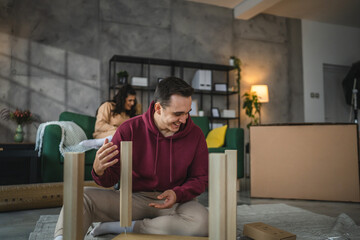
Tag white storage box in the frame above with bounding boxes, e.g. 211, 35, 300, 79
192, 70, 211, 90
131, 77, 148, 87
221, 109, 235, 118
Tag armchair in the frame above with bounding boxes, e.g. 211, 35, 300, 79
40, 111, 97, 183
191, 117, 244, 178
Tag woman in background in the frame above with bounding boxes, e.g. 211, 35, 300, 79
93, 84, 140, 140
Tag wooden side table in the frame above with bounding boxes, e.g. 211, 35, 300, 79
0, 143, 39, 185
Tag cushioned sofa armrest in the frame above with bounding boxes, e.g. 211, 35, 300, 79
41, 124, 97, 182
41, 124, 63, 182
225, 128, 245, 179
41, 125, 62, 163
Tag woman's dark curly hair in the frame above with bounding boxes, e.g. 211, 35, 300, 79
96, 84, 137, 117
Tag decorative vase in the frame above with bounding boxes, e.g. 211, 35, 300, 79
14, 124, 24, 143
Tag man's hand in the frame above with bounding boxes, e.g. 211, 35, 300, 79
93, 138, 119, 176
148, 190, 177, 209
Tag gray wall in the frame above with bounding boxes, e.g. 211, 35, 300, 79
0, 0, 303, 142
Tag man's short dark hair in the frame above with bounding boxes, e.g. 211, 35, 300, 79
154, 77, 194, 107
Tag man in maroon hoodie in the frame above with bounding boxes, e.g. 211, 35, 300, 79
54, 77, 209, 239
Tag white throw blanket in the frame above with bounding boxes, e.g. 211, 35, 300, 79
79, 136, 112, 149
35, 121, 94, 157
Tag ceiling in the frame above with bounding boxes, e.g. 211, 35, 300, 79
188, 0, 360, 28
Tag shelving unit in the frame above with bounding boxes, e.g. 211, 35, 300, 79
108, 55, 240, 128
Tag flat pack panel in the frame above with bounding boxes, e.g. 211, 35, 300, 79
250, 124, 360, 202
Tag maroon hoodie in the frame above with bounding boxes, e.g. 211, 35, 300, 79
92, 101, 209, 203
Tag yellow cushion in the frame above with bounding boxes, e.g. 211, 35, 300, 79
206, 125, 228, 148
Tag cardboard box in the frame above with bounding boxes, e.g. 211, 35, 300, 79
243, 222, 296, 240
250, 124, 360, 202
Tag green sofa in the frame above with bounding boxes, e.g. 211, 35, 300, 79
40, 111, 97, 183
39, 112, 244, 183
191, 117, 244, 179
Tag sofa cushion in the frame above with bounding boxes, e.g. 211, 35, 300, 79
206, 125, 228, 148
191, 116, 210, 136
59, 111, 96, 139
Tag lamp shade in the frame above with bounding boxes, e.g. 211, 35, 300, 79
250, 85, 269, 103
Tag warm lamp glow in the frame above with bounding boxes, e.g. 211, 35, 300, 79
250, 85, 269, 103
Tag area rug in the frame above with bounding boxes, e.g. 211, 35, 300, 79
29, 203, 360, 240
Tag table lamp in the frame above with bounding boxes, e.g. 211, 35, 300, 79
250, 85, 269, 124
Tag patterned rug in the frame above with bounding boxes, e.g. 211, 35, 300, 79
29, 203, 360, 240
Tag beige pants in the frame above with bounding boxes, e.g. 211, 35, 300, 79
54, 187, 208, 238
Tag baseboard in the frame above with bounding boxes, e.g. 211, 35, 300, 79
0, 181, 101, 212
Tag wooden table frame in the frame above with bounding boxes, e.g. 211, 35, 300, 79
63, 143, 237, 240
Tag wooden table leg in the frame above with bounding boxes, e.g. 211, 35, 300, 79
209, 153, 226, 240
63, 152, 84, 240
120, 141, 133, 227
225, 150, 237, 240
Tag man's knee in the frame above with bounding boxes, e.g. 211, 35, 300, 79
189, 212, 208, 236
179, 201, 208, 236
83, 187, 99, 212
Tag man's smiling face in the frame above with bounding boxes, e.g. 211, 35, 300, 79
154, 94, 192, 134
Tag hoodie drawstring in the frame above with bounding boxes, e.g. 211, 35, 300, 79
170, 137, 173, 183
153, 133, 174, 183
154, 132, 159, 175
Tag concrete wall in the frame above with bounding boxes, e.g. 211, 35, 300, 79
0, 0, 302, 142
302, 20, 360, 122
234, 14, 303, 141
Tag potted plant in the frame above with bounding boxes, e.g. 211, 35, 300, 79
230, 56, 241, 91
242, 91, 261, 129
242, 91, 261, 155
117, 70, 129, 85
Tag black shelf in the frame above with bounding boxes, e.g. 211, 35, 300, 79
112, 84, 156, 92
112, 85, 238, 95
194, 89, 238, 95
210, 117, 239, 120
109, 55, 240, 128
110, 55, 235, 71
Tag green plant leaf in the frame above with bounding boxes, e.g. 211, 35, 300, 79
242, 91, 261, 128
